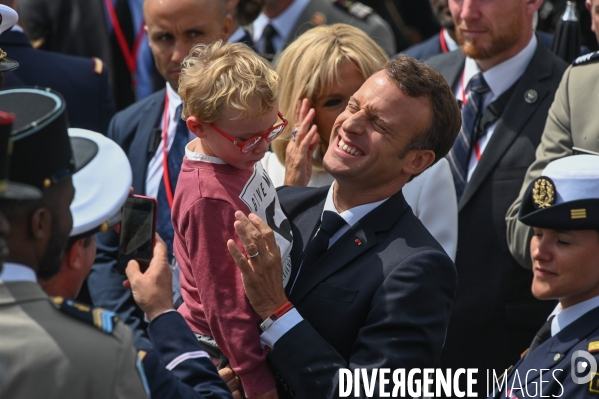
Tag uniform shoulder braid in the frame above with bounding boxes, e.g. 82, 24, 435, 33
52, 296, 119, 334
332, 0, 373, 20
573, 51, 599, 66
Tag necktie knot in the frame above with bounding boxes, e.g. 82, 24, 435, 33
469, 72, 490, 95
319, 211, 346, 236
263, 23, 277, 41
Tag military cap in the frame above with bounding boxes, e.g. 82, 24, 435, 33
68, 128, 132, 242
0, 87, 75, 190
519, 155, 599, 230
0, 111, 40, 199
0, 5, 19, 72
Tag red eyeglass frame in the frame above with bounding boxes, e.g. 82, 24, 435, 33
210, 112, 288, 153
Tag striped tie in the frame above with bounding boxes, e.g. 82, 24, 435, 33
447, 72, 490, 200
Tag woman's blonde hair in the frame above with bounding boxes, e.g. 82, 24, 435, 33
272, 24, 388, 167
179, 40, 279, 123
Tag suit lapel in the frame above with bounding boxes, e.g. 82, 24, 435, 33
428, 50, 465, 91
289, 190, 409, 304
458, 43, 554, 210
130, 89, 165, 194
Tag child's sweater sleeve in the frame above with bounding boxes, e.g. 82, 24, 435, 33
180, 197, 275, 398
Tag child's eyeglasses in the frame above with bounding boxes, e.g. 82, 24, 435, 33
211, 112, 288, 153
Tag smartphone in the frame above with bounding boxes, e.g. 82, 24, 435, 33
117, 195, 157, 275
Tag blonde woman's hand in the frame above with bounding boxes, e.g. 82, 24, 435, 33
283, 98, 319, 186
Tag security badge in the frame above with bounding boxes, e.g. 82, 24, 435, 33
588, 342, 599, 394
532, 177, 556, 209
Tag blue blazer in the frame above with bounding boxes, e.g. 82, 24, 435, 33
0, 30, 116, 134
490, 306, 599, 398
91, 90, 166, 350
268, 185, 457, 398
143, 311, 233, 399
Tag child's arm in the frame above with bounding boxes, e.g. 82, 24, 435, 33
181, 198, 276, 398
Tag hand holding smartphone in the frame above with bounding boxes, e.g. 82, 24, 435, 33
117, 195, 157, 275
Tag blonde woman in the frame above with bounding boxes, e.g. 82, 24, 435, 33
261, 24, 458, 259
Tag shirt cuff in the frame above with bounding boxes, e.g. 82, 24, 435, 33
260, 308, 303, 348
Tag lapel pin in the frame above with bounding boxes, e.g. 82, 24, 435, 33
355, 238, 362, 246
524, 89, 538, 104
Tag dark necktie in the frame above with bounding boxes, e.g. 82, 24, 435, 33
301, 211, 347, 272
262, 23, 277, 62
527, 316, 555, 356
447, 72, 490, 201
156, 103, 188, 263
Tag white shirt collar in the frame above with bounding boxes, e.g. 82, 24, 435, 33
550, 296, 599, 336
322, 182, 388, 227
184, 139, 227, 164
463, 34, 537, 102
252, 0, 310, 46
228, 27, 246, 43
0, 262, 37, 283
166, 82, 182, 117
10, 25, 24, 33
442, 29, 459, 52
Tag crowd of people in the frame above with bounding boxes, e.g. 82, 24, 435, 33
1, 0, 599, 398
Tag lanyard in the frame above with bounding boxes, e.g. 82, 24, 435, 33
460, 69, 483, 162
439, 29, 449, 53
161, 93, 175, 209
104, 0, 145, 86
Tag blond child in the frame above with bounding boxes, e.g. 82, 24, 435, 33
173, 41, 293, 399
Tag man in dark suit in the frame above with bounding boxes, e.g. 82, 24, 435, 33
1, 24, 116, 133
227, 55, 461, 398
252, 0, 395, 59
90, 0, 231, 349
423, 0, 568, 393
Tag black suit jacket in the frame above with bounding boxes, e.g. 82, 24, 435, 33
268, 185, 457, 399
403, 33, 444, 60
425, 42, 567, 384
91, 89, 166, 349
1, 30, 116, 133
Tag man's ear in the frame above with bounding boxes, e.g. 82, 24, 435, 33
222, 15, 233, 41
402, 150, 435, 176
187, 116, 209, 139
65, 239, 83, 272
30, 208, 52, 241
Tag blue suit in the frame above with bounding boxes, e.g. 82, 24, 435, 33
232, 28, 256, 52
91, 89, 166, 349
0, 30, 116, 134
143, 311, 233, 399
489, 306, 599, 398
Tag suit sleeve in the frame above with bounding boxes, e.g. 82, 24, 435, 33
143, 311, 233, 399
99, 66, 117, 134
89, 115, 152, 351
505, 65, 574, 269
267, 250, 457, 399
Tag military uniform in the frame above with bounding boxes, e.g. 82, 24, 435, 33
0, 271, 147, 399
506, 52, 599, 269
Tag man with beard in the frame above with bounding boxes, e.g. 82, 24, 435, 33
403, 0, 554, 60
0, 88, 149, 399
423, 0, 568, 394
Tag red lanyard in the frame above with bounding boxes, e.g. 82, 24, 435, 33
439, 29, 449, 53
460, 70, 483, 161
104, 0, 145, 86
161, 93, 175, 209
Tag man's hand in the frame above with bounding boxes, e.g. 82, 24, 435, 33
123, 234, 174, 321
218, 366, 243, 399
227, 212, 288, 320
